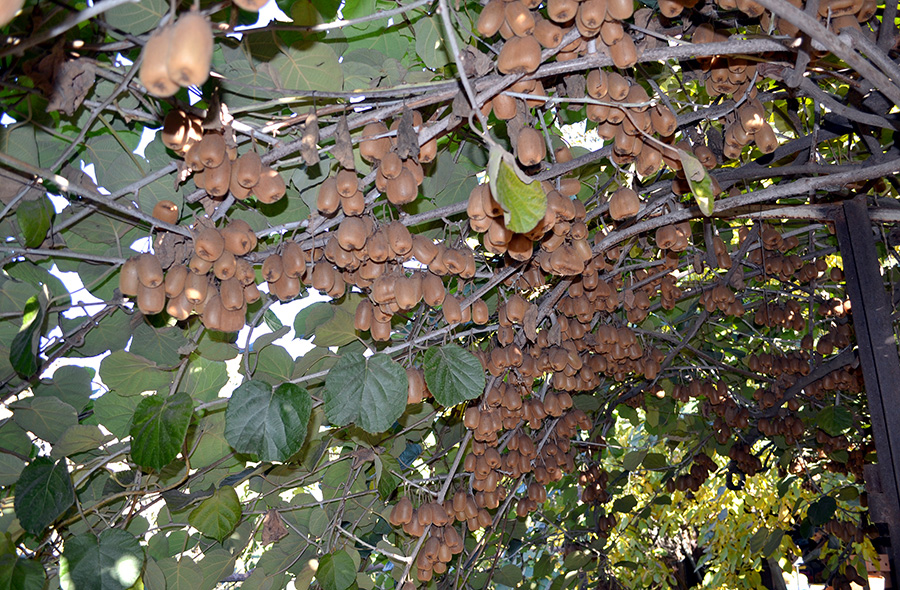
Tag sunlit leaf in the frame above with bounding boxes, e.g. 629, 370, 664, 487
487, 144, 547, 233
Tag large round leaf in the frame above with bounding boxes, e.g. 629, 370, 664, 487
315, 550, 356, 590
323, 352, 407, 434
60, 529, 144, 590
0, 555, 46, 590
129, 392, 194, 471
423, 344, 486, 407
13, 457, 75, 535
224, 381, 312, 462
188, 486, 242, 542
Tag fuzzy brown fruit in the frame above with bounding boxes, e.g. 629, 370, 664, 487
234, 151, 262, 188
476, 0, 505, 37
195, 228, 225, 262
609, 187, 640, 220
167, 12, 214, 88
497, 35, 541, 75
232, 0, 267, 11
152, 200, 179, 225
254, 167, 286, 204
516, 127, 547, 167
0, 0, 25, 27
140, 27, 179, 97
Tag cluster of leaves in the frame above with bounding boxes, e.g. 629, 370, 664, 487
0, 0, 899, 589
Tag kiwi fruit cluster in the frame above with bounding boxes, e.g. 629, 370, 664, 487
719, 97, 778, 159
579, 464, 610, 504
359, 112, 435, 207
387, 493, 484, 581
727, 443, 764, 476
119, 217, 260, 332
139, 11, 214, 98
699, 282, 744, 316
664, 452, 717, 494
478, 0, 639, 71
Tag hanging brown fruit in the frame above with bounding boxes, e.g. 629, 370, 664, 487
232, 0, 268, 12
254, 167, 286, 203
166, 12, 214, 88
476, 0, 505, 36
234, 151, 262, 188
137, 283, 166, 315
136, 253, 164, 288
516, 127, 547, 168
204, 158, 232, 197
497, 35, 542, 74
317, 177, 341, 216
505, 1, 536, 36
152, 200, 179, 225
609, 188, 640, 220
119, 258, 141, 296
385, 168, 419, 205
222, 219, 257, 256
195, 228, 225, 261
360, 122, 391, 162
197, 134, 227, 169
161, 110, 193, 151
139, 26, 179, 97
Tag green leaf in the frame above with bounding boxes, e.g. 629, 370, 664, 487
494, 564, 523, 587
9, 287, 47, 378
0, 454, 24, 486
225, 381, 312, 462
807, 496, 837, 526
100, 351, 172, 397
678, 149, 715, 216
182, 356, 228, 403
817, 405, 852, 436
51, 425, 114, 458
130, 393, 194, 471
13, 457, 75, 535
622, 450, 647, 471
142, 559, 166, 590
188, 486, 242, 542
104, 0, 166, 34
16, 197, 53, 248
90, 391, 142, 439
487, 145, 547, 234
762, 528, 784, 558
10, 396, 77, 444
422, 344, 485, 407
323, 352, 407, 434
0, 555, 46, 590
313, 307, 357, 347
155, 557, 202, 590
315, 551, 355, 590
60, 529, 144, 590
34, 365, 94, 411
130, 323, 190, 368
642, 452, 668, 470
611, 495, 637, 513
748, 527, 768, 554
413, 15, 451, 70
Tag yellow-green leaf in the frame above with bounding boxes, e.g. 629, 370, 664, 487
678, 149, 715, 216
487, 144, 547, 234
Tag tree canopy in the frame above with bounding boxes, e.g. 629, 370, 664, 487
0, 0, 898, 588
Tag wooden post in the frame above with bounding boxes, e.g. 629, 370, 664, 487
834, 197, 900, 587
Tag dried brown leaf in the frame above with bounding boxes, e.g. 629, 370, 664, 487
394, 109, 418, 161
261, 509, 289, 545
333, 115, 355, 170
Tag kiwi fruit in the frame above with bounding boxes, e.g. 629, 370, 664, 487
410, 234, 439, 265
161, 110, 192, 151
232, 0, 267, 11
184, 271, 210, 304
140, 27, 179, 97
472, 299, 489, 324
234, 151, 262, 188
423, 272, 446, 307
166, 12, 214, 88
366, 230, 391, 263
222, 220, 257, 256
443, 295, 463, 325
386, 167, 419, 205
609, 187, 640, 220
516, 127, 547, 167
253, 167, 286, 204
194, 228, 224, 262
262, 254, 284, 283
548, 0, 578, 22
371, 317, 392, 341
164, 264, 188, 298
152, 200, 179, 225
219, 277, 244, 311
386, 221, 413, 256
395, 273, 423, 311
651, 104, 677, 136
608, 0, 634, 19
389, 497, 414, 526
135, 253, 164, 288
337, 216, 368, 251
354, 299, 374, 332
336, 169, 359, 198
418, 136, 437, 164
477, 0, 505, 36
586, 69, 608, 99
213, 251, 236, 281
197, 133, 227, 169
498, 35, 542, 74
188, 254, 212, 275
166, 292, 193, 321
204, 157, 232, 197
404, 158, 425, 185
311, 263, 337, 294
137, 282, 166, 315
578, 0, 606, 30
340, 190, 366, 216
505, 1, 536, 36
360, 122, 391, 162
635, 143, 663, 177
533, 16, 563, 48
119, 257, 141, 296
270, 273, 301, 301
0, 0, 24, 27
282, 242, 305, 278
754, 122, 778, 154
316, 177, 341, 216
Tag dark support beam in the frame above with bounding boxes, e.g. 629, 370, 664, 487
834, 197, 900, 587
